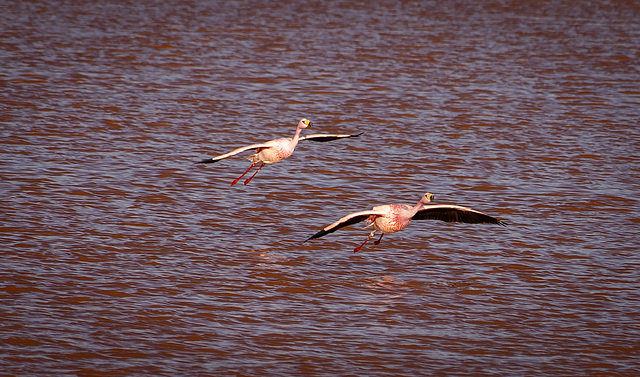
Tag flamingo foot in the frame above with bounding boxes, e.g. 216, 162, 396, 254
353, 231, 376, 253
373, 233, 384, 245
231, 162, 256, 186
244, 163, 265, 185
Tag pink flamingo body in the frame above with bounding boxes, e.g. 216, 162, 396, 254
197, 118, 362, 185
305, 193, 506, 252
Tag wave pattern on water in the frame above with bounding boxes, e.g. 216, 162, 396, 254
2, 0, 640, 376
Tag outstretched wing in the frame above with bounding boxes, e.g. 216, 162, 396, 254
304, 210, 386, 242
299, 132, 364, 142
196, 141, 276, 164
412, 204, 506, 226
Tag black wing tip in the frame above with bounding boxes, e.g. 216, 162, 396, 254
477, 215, 508, 226
196, 158, 219, 164
413, 208, 508, 227
306, 131, 364, 142
304, 230, 328, 243
482, 215, 507, 226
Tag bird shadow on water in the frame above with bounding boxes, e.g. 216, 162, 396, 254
247, 247, 301, 265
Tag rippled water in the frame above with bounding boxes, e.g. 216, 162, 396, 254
2, 0, 639, 376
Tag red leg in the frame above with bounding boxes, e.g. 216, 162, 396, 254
373, 233, 384, 245
231, 161, 256, 186
354, 231, 376, 253
244, 163, 265, 185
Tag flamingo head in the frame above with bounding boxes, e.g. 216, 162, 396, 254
421, 193, 435, 204
298, 118, 312, 129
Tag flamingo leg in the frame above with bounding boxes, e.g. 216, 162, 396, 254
244, 163, 265, 185
373, 232, 384, 245
231, 161, 256, 186
354, 231, 376, 253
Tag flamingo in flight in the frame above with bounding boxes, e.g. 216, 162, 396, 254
197, 118, 362, 185
304, 193, 506, 252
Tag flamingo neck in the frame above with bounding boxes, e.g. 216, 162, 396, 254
408, 199, 427, 217
291, 126, 304, 148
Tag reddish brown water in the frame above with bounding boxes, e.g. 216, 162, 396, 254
2, 1, 639, 376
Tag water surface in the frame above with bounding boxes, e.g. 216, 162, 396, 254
2, 0, 639, 376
